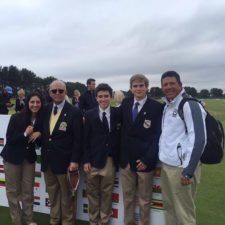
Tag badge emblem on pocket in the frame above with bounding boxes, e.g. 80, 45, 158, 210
143, 119, 151, 128
59, 122, 67, 131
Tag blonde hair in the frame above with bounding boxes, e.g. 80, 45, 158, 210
17, 88, 25, 97
113, 90, 125, 106
74, 89, 81, 98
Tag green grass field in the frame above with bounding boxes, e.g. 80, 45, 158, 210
1, 98, 225, 225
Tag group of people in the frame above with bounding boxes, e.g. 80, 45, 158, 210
0, 71, 207, 225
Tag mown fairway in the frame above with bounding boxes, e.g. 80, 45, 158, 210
1, 99, 225, 225
196, 99, 225, 225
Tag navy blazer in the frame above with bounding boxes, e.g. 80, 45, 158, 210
41, 101, 83, 174
1, 112, 41, 164
120, 97, 163, 172
83, 107, 121, 169
15, 98, 26, 112
79, 90, 98, 113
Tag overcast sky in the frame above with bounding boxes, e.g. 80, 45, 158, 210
1, 0, 225, 91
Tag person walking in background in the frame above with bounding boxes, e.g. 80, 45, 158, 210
0, 88, 11, 114
1, 92, 44, 225
120, 74, 163, 225
159, 71, 207, 225
79, 78, 98, 113
83, 83, 121, 225
15, 88, 26, 112
41, 80, 83, 225
72, 89, 80, 107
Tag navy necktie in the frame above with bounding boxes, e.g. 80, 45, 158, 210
102, 112, 109, 133
53, 106, 58, 115
132, 102, 139, 121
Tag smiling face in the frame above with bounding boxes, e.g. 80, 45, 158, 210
161, 76, 182, 101
49, 80, 66, 104
28, 96, 42, 115
96, 90, 111, 110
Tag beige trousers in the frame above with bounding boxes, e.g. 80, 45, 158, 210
85, 157, 115, 225
121, 168, 153, 225
161, 163, 201, 225
44, 167, 75, 225
4, 160, 35, 225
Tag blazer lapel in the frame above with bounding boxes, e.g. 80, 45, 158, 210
46, 103, 53, 137
94, 108, 103, 129
110, 107, 114, 131
127, 99, 134, 124
51, 102, 68, 135
133, 98, 149, 125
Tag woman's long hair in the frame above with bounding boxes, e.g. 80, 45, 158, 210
21, 92, 44, 129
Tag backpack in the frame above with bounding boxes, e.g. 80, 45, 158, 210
178, 97, 224, 164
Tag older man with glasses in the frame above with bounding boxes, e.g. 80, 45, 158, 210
41, 80, 83, 225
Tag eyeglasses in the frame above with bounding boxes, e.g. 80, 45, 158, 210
132, 84, 145, 88
50, 89, 64, 94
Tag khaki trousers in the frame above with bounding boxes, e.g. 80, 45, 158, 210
4, 160, 35, 225
161, 163, 201, 225
85, 157, 115, 225
121, 168, 153, 225
44, 167, 75, 225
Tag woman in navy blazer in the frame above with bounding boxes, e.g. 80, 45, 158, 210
1, 92, 44, 225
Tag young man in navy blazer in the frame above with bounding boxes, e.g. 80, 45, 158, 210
120, 74, 163, 225
83, 83, 120, 225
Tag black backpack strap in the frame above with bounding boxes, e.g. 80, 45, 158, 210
178, 97, 202, 132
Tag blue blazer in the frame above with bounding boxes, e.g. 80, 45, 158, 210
120, 97, 163, 172
83, 107, 121, 169
1, 112, 42, 164
41, 101, 83, 174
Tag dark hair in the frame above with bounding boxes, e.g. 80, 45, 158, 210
23, 92, 44, 128
95, 83, 113, 97
86, 78, 96, 85
161, 71, 182, 85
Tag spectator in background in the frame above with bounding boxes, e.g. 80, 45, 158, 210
72, 89, 81, 107
0, 88, 11, 114
43, 85, 53, 104
1, 92, 43, 225
79, 78, 98, 113
15, 88, 26, 112
113, 90, 125, 107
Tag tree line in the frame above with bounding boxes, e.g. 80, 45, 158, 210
0, 65, 224, 98
149, 86, 224, 98
0, 65, 86, 97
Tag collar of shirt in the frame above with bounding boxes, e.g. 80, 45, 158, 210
53, 100, 65, 111
99, 106, 110, 120
133, 95, 147, 112
99, 106, 111, 130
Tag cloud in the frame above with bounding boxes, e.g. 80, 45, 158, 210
0, 0, 224, 91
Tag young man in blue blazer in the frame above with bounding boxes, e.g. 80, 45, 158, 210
83, 83, 121, 225
120, 74, 163, 225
